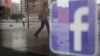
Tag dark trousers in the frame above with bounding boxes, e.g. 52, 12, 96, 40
35, 20, 49, 36
23, 22, 25, 26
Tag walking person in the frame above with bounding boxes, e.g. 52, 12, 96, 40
22, 17, 26, 27
0, 12, 2, 20
34, 2, 49, 38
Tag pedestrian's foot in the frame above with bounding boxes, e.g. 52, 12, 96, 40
34, 34, 39, 38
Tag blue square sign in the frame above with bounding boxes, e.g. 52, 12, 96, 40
50, 0, 97, 56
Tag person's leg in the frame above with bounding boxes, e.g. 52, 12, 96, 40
45, 20, 49, 34
34, 21, 44, 36
23, 22, 25, 27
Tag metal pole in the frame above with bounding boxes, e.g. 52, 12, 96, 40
26, 0, 29, 29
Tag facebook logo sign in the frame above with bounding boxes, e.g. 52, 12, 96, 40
50, 0, 97, 56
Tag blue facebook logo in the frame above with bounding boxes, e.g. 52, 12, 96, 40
69, 0, 96, 55
50, 0, 97, 56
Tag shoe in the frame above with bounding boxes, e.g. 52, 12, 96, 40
34, 34, 39, 38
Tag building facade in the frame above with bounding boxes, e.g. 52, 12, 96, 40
0, 0, 11, 19
21, 0, 48, 14
0, 0, 11, 9
11, 2, 20, 14
21, 0, 26, 16
21, 0, 49, 21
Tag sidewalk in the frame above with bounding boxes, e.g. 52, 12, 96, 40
0, 22, 40, 30
1, 22, 99, 56
0, 22, 53, 56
